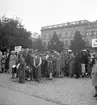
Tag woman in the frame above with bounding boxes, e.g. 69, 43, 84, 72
55, 54, 61, 78
92, 54, 97, 97
18, 57, 26, 83
5, 49, 10, 73
47, 55, 53, 80
9, 51, 17, 77
60, 52, 65, 77
87, 54, 94, 77
80, 50, 86, 77
1, 52, 7, 73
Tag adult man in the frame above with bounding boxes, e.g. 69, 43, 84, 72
34, 53, 42, 82
0, 51, 2, 72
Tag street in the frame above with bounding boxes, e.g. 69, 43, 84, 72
0, 85, 58, 105
0, 73, 97, 105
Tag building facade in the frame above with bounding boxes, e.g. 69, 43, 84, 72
41, 20, 97, 48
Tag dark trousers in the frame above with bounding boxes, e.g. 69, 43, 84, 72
64, 64, 69, 76
74, 63, 81, 78
87, 64, 92, 76
95, 87, 97, 94
35, 66, 41, 80
85, 64, 88, 73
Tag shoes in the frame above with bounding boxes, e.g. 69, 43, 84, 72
75, 76, 80, 79
37, 79, 40, 82
93, 94, 97, 97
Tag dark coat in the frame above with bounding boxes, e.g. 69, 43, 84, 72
18, 62, 26, 83
74, 53, 82, 76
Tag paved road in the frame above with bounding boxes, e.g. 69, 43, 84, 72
0, 73, 97, 105
0, 82, 58, 105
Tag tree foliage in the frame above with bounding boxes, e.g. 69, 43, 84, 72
32, 38, 45, 52
70, 30, 85, 52
0, 15, 32, 50
47, 32, 64, 52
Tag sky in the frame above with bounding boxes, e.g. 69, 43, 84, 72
0, 0, 97, 34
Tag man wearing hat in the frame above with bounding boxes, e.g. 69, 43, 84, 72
68, 50, 75, 77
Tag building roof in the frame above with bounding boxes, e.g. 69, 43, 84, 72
41, 20, 97, 31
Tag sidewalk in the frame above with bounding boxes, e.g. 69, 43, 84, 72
0, 73, 96, 105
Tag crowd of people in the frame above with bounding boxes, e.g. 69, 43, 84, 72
1, 48, 97, 98
0, 48, 96, 84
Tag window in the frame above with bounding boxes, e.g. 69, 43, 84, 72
71, 31, 74, 37
44, 42, 46, 46
44, 35, 46, 39
91, 31, 93, 35
94, 31, 96, 35
65, 40, 68, 45
89, 31, 91, 35
49, 34, 51, 39
70, 40, 73, 44
86, 32, 89, 36
86, 39, 90, 47
59, 33, 62, 38
65, 32, 68, 37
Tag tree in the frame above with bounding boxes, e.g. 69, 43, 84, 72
47, 32, 64, 52
0, 15, 32, 50
70, 30, 85, 52
32, 38, 45, 52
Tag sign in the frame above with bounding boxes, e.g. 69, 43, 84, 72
15, 46, 22, 52
92, 39, 97, 47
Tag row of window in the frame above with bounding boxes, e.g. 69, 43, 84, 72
43, 40, 70, 46
43, 30, 97, 40
43, 30, 85, 40
43, 32, 75, 39
86, 30, 97, 36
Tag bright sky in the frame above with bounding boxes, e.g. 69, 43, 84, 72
0, 0, 97, 34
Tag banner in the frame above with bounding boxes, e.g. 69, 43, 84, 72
15, 46, 22, 52
92, 39, 97, 48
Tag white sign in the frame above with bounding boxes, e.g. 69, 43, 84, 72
92, 39, 97, 47
15, 46, 22, 52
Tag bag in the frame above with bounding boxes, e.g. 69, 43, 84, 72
16, 63, 20, 69
12, 65, 16, 68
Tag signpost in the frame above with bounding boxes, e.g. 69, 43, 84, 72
92, 39, 97, 52
92, 39, 97, 48
15, 46, 22, 52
